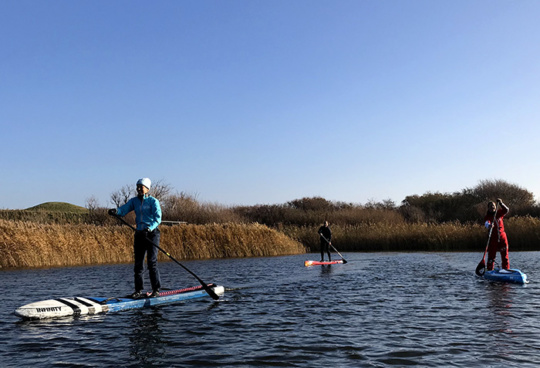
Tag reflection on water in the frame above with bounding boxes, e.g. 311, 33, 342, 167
1, 252, 540, 367
319, 264, 335, 276
129, 309, 166, 366
486, 283, 515, 341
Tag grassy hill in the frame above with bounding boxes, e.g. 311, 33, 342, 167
26, 202, 89, 213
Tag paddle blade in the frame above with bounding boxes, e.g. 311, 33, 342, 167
203, 284, 220, 300
342, 259, 348, 264
475, 260, 485, 276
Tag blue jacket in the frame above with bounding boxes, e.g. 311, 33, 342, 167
117, 195, 162, 231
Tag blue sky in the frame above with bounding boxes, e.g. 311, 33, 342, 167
2, 1, 540, 209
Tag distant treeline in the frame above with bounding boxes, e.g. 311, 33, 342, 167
233, 179, 540, 226
9, 179, 540, 226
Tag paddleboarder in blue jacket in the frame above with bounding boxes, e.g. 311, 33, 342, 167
318, 221, 332, 262
109, 178, 162, 298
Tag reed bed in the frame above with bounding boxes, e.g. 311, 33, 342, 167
0, 220, 306, 269
161, 222, 306, 259
2, 211, 539, 269
504, 216, 540, 250
0, 220, 133, 269
284, 216, 540, 253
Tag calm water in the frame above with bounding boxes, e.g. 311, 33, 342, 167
2, 252, 540, 367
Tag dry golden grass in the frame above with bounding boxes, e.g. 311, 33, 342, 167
3, 213, 538, 270
0, 220, 306, 269
283, 216, 540, 252
160, 222, 307, 259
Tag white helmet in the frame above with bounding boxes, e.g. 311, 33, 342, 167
136, 178, 151, 189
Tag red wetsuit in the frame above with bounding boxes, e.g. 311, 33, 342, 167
484, 207, 509, 270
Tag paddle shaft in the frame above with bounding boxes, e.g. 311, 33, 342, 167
112, 215, 219, 300
319, 233, 347, 263
476, 202, 499, 276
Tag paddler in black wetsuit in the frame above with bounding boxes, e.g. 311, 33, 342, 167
317, 221, 332, 262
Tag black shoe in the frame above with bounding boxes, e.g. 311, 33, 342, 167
130, 291, 143, 299
149, 290, 160, 298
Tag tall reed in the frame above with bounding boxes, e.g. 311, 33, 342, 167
0, 220, 306, 269
284, 216, 540, 253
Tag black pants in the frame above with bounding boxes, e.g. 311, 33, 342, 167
134, 229, 161, 292
320, 239, 331, 261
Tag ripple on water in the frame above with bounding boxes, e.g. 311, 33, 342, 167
2, 252, 540, 367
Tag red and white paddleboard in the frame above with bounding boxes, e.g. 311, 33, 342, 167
304, 259, 344, 267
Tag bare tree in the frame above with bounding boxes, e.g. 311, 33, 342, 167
150, 179, 173, 202
110, 179, 173, 207
110, 185, 134, 207
161, 191, 199, 214
85, 195, 101, 211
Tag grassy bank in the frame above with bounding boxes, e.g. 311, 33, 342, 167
0, 220, 306, 269
2, 204, 539, 269
283, 216, 540, 252
0, 209, 90, 224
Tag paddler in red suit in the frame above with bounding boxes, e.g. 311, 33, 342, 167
484, 198, 510, 270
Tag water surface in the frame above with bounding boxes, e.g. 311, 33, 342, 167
1, 252, 540, 367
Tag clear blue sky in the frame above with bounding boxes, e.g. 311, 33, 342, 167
2, 1, 540, 209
